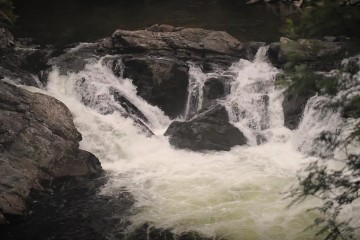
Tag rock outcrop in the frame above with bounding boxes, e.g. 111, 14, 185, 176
123, 56, 189, 118
0, 40, 53, 87
282, 91, 315, 130
165, 105, 247, 151
269, 37, 348, 129
268, 37, 345, 71
0, 81, 102, 224
98, 24, 251, 68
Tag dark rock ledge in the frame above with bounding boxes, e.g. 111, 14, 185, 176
0, 81, 102, 224
165, 105, 247, 151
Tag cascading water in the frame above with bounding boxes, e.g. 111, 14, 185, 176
38, 45, 353, 240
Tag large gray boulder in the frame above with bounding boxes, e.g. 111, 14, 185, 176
111, 26, 244, 56
98, 25, 251, 67
165, 105, 247, 151
0, 81, 102, 224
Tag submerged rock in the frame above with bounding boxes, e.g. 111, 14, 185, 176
0, 81, 102, 224
165, 105, 247, 151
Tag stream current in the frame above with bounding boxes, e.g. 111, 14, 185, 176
18, 46, 360, 239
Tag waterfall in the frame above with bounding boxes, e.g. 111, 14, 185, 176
224, 46, 285, 145
183, 64, 207, 120
39, 45, 358, 240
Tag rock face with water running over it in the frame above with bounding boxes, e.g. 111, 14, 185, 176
268, 37, 348, 129
0, 38, 53, 87
282, 91, 315, 130
123, 56, 189, 118
0, 81, 102, 224
165, 105, 247, 151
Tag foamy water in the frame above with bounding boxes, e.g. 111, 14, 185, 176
38, 47, 354, 239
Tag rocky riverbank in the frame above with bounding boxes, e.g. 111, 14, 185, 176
0, 80, 102, 224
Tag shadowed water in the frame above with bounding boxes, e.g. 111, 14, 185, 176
13, 0, 294, 47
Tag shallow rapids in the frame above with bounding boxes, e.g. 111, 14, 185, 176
41, 48, 332, 240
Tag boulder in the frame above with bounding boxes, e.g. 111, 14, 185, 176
165, 105, 247, 151
0, 81, 102, 224
280, 37, 343, 61
268, 37, 346, 71
111, 26, 245, 56
282, 91, 314, 130
99, 25, 248, 67
123, 56, 189, 118
203, 77, 226, 101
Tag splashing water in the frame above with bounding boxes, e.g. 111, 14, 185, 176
41, 46, 336, 240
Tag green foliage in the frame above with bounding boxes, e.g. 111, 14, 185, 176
0, 0, 16, 26
290, 123, 360, 239
282, 0, 360, 39
277, 63, 339, 97
288, 59, 360, 239
282, 18, 299, 39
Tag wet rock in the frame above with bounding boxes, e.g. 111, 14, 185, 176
282, 90, 314, 130
110, 88, 149, 123
0, 38, 54, 87
73, 78, 154, 136
97, 37, 115, 53
123, 56, 189, 118
242, 41, 266, 60
165, 105, 247, 151
0, 27, 14, 49
267, 42, 284, 67
0, 176, 134, 240
203, 77, 226, 101
46, 43, 100, 77
0, 81, 102, 224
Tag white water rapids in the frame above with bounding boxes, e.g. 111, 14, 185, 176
28, 47, 356, 239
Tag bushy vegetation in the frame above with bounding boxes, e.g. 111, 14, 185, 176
286, 56, 360, 239
280, 2, 360, 235
0, 0, 16, 27
282, 0, 360, 39
276, 63, 338, 97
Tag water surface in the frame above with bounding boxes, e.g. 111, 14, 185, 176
13, 0, 293, 47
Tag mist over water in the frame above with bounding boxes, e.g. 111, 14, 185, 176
40, 46, 346, 239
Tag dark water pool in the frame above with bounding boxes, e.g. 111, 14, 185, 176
13, 0, 295, 47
